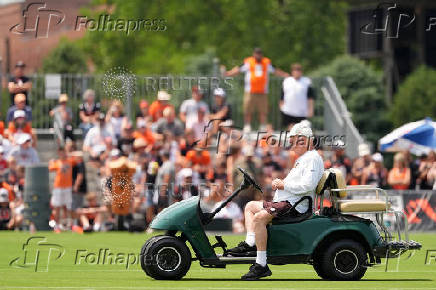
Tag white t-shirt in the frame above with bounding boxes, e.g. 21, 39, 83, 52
179, 99, 209, 129
83, 126, 111, 152
273, 150, 324, 213
281, 76, 312, 117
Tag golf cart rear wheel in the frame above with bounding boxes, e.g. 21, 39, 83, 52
141, 236, 191, 280
317, 239, 367, 281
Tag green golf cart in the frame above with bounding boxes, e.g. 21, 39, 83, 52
140, 168, 421, 280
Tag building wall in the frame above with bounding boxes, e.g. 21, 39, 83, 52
0, 0, 91, 75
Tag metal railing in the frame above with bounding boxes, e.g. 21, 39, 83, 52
321, 76, 364, 159
3, 73, 363, 157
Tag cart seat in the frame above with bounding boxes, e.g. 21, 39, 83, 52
338, 199, 391, 213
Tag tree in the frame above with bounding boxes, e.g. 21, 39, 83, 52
311, 55, 392, 143
79, 0, 347, 74
42, 38, 88, 73
389, 66, 436, 127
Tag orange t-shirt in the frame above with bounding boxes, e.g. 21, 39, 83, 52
133, 130, 155, 145
7, 122, 32, 136
186, 150, 211, 165
1, 182, 15, 202
149, 101, 172, 122
0, 121, 4, 137
49, 158, 77, 188
389, 168, 410, 190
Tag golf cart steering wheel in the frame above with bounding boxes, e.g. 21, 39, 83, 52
238, 167, 263, 194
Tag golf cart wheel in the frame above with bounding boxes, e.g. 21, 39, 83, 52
141, 236, 191, 280
317, 239, 367, 281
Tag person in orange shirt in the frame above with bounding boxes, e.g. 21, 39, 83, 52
7, 110, 36, 146
148, 90, 173, 122
388, 153, 411, 190
224, 48, 289, 132
186, 149, 211, 179
49, 147, 77, 232
133, 119, 155, 152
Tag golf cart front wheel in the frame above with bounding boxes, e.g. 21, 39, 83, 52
140, 236, 191, 280
316, 239, 367, 281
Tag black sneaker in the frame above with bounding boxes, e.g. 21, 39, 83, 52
227, 241, 256, 257
241, 263, 272, 280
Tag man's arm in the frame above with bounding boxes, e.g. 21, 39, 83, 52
225, 66, 241, 77
273, 68, 290, 78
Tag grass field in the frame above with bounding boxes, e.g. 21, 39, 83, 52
1, 231, 436, 289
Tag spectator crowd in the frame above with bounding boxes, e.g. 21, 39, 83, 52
1, 59, 435, 233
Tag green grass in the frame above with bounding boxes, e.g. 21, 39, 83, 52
1, 231, 436, 289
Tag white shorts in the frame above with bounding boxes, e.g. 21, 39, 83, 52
51, 187, 72, 209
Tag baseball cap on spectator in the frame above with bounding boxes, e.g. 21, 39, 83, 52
137, 119, 147, 128
213, 88, 226, 98
13, 110, 26, 120
0, 188, 9, 203
139, 100, 148, 109
372, 152, 383, 163
15, 61, 25, 67
157, 91, 171, 101
242, 146, 255, 157
358, 143, 371, 157
14, 94, 26, 103
59, 94, 68, 103
110, 149, 121, 158
180, 168, 193, 179
17, 133, 32, 145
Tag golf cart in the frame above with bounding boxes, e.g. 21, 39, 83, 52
140, 168, 421, 280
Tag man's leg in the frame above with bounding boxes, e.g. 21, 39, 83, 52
244, 201, 263, 246
241, 209, 273, 280
253, 210, 273, 265
243, 92, 252, 132
227, 201, 263, 255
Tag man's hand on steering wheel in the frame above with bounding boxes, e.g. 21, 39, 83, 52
272, 178, 284, 190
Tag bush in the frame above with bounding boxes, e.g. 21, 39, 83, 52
42, 38, 88, 74
390, 66, 436, 127
310, 55, 392, 143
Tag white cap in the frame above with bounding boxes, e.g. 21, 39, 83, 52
180, 168, 193, 178
289, 121, 313, 138
17, 133, 32, 145
13, 110, 26, 119
242, 146, 255, 157
0, 188, 9, 203
110, 149, 120, 157
0, 146, 4, 154
213, 88, 226, 97
136, 119, 147, 128
372, 152, 383, 163
358, 143, 371, 157
157, 90, 171, 101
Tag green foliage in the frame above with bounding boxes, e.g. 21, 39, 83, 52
79, 0, 347, 74
390, 66, 436, 126
311, 55, 391, 143
42, 39, 88, 73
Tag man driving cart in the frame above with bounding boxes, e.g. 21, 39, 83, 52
227, 121, 324, 280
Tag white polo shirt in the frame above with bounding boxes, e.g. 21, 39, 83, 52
281, 76, 312, 117
273, 150, 324, 213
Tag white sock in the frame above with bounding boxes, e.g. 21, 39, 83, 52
256, 251, 267, 267
245, 232, 255, 247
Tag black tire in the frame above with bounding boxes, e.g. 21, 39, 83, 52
140, 236, 191, 280
315, 239, 367, 281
